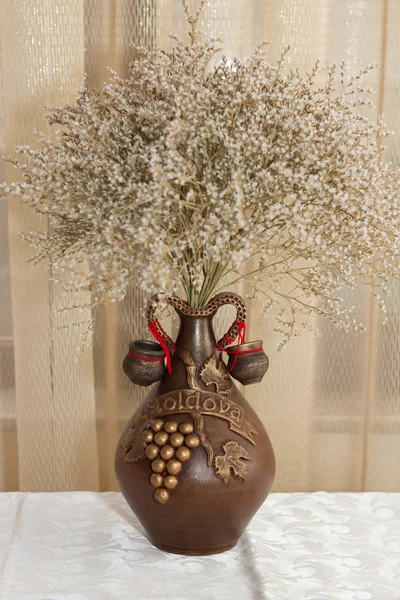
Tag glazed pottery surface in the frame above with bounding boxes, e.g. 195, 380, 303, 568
115, 294, 275, 555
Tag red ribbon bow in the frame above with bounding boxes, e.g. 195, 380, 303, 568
229, 320, 246, 371
217, 319, 247, 372
148, 319, 175, 375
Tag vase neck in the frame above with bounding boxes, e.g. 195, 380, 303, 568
174, 314, 216, 367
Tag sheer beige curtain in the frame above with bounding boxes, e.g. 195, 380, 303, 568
0, 0, 399, 493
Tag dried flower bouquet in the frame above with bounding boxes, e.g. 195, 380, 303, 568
3, 1, 400, 349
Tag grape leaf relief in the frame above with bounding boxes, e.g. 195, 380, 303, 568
121, 414, 149, 463
214, 440, 250, 484
199, 350, 233, 396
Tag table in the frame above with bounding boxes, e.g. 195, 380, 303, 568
0, 492, 399, 599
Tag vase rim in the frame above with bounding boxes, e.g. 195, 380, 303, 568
129, 339, 165, 356
171, 299, 219, 318
176, 308, 217, 317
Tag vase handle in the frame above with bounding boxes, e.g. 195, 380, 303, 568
205, 292, 247, 351
145, 292, 247, 372
146, 295, 186, 373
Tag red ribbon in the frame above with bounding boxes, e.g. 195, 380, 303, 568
229, 321, 246, 371
148, 320, 174, 375
224, 346, 262, 356
128, 351, 164, 362
217, 320, 247, 372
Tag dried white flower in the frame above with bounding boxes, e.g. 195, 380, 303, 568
2, 3, 400, 349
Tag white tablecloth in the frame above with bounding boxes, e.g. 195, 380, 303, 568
0, 492, 399, 600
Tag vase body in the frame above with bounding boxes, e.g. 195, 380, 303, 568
115, 306, 275, 555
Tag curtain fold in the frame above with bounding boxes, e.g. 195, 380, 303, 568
0, 0, 399, 492
0, 0, 99, 491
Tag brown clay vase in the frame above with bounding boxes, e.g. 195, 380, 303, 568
115, 292, 275, 555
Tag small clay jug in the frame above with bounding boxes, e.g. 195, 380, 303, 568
227, 340, 269, 385
123, 340, 165, 386
115, 292, 275, 556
